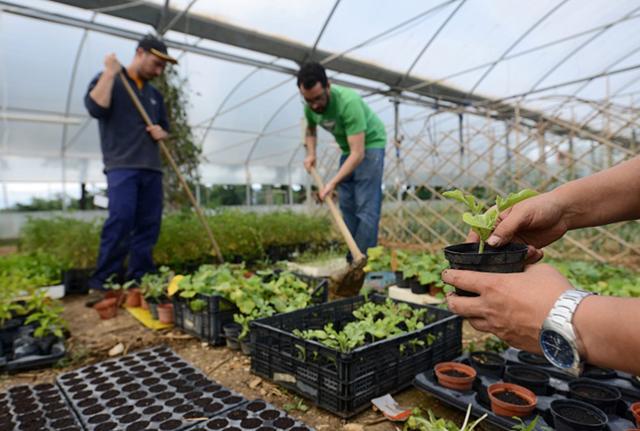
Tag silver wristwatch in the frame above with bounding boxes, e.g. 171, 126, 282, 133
539, 289, 594, 376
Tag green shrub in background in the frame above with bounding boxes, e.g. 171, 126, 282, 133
19, 211, 334, 270
0, 251, 65, 290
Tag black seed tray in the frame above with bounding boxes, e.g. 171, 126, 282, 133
504, 347, 640, 402
56, 345, 247, 431
0, 336, 66, 373
62, 268, 95, 295
188, 399, 315, 431
414, 353, 637, 431
0, 382, 83, 431
174, 272, 329, 346
250, 294, 462, 418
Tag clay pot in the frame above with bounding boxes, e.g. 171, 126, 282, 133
488, 382, 537, 418
140, 296, 149, 310
631, 401, 640, 427
94, 298, 118, 320
434, 362, 476, 391
157, 303, 174, 324
126, 288, 142, 308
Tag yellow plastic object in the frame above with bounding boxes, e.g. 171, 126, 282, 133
167, 275, 184, 297
125, 306, 172, 330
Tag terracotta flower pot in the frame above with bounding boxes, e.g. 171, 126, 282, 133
105, 290, 126, 307
125, 288, 142, 308
157, 303, 174, 324
434, 362, 477, 391
488, 382, 537, 418
631, 401, 640, 427
94, 297, 118, 320
140, 296, 149, 310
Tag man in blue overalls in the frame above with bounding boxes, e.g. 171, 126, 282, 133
84, 35, 176, 306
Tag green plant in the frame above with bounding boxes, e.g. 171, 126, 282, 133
399, 253, 448, 287
363, 246, 391, 272
283, 396, 309, 413
23, 289, 67, 338
404, 405, 486, 431
510, 415, 552, 431
443, 189, 538, 253
140, 266, 173, 301
103, 275, 135, 292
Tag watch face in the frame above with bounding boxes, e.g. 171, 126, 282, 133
540, 329, 575, 368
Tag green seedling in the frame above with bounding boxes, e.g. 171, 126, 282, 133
443, 189, 538, 253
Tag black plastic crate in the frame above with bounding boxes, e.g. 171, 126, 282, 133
188, 399, 315, 430
250, 294, 462, 417
414, 352, 639, 431
174, 272, 329, 346
56, 345, 246, 431
62, 268, 95, 295
0, 383, 83, 431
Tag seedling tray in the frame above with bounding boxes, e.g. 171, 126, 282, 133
56, 345, 246, 431
0, 382, 83, 431
0, 327, 66, 373
174, 272, 329, 346
188, 399, 315, 431
504, 347, 640, 401
251, 294, 462, 417
414, 352, 638, 431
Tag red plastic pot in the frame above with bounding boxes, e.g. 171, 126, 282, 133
631, 401, 640, 427
125, 288, 142, 308
488, 382, 537, 418
94, 297, 118, 320
157, 303, 174, 324
434, 362, 477, 391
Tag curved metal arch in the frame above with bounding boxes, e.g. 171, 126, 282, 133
400, 0, 467, 83
309, 0, 341, 59
245, 90, 299, 166
528, 4, 640, 93
466, 0, 569, 98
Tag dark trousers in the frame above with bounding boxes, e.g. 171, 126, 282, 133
89, 169, 163, 290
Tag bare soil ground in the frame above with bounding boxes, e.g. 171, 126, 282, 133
0, 295, 496, 430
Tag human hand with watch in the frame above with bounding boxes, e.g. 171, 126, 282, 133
442, 156, 640, 376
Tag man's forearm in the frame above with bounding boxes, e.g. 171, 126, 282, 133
89, 70, 117, 109
574, 295, 640, 375
553, 155, 640, 230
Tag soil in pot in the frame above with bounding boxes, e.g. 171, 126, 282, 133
469, 351, 505, 378
126, 288, 141, 308
488, 383, 537, 418
569, 379, 621, 414
551, 399, 608, 431
443, 242, 528, 296
94, 298, 118, 320
157, 303, 174, 324
434, 362, 476, 391
504, 365, 550, 395
223, 323, 241, 350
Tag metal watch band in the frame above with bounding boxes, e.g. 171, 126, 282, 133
546, 289, 593, 328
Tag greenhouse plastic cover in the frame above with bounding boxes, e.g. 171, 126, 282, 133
2, 0, 640, 186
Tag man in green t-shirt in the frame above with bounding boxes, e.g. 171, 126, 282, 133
297, 62, 386, 261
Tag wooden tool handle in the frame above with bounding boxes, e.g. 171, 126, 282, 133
309, 167, 365, 262
118, 71, 224, 263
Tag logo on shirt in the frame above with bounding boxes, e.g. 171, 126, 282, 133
150, 98, 157, 106
320, 120, 336, 133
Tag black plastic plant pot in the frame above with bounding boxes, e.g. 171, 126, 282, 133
568, 379, 621, 414
239, 340, 252, 356
148, 301, 159, 320
223, 323, 241, 350
395, 272, 409, 289
468, 351, 505, 378
582, 364, 617, 380
517, 350, 550, 366
550, 399, 608, 431
504, 365, 550, 395
444, 242, 528, 297
409, 278, 429, 295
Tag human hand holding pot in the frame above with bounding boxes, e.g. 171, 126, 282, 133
465, 191, 570, 264
442, 263, 572, 353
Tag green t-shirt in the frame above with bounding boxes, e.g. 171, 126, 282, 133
304, 84, 386, 155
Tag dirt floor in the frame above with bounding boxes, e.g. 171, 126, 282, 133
0, 294, 498, 430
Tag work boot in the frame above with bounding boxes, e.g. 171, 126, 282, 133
85, 289, 106, 308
